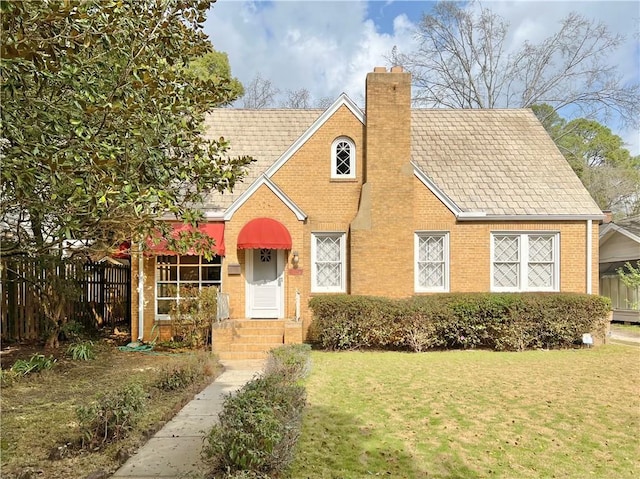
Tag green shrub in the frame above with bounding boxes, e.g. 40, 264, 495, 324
66, 341, 96, 361
154, 352, 213, 391
265, 344, 312, 381
310, 293, 611, 352
60, 320, 86, 341
169, 286, 217, 348
10, 354, 56, 376
76, 382, 146, 449
204, 345, 310, 476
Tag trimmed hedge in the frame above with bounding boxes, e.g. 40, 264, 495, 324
203, 345, 310, 477
309, 293, 611, 351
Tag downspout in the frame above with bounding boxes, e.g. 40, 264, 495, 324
586, 220, 593, 294
138, 243, 145, 340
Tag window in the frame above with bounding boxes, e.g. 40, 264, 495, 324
491, 233, 559, 292
415, 232, 449, 292
155, 255, 222, 318
331, 137, 355, 179
311, 233, 346, 292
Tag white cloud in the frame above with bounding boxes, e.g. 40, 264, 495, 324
204, 0, 638, 153
204, 0, 415, 105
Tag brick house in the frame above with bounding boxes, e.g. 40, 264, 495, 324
131, 67, 603, 358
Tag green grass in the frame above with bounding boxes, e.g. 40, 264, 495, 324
291, 347, 640, 479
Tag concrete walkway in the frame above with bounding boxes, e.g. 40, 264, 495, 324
111, 360, 265, 479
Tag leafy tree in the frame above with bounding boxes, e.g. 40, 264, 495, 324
532, 105, 640, 215
187, 50, 244, 104
1, 0, 252, 257
392, 1, 639, 126
1, 0, 253, 346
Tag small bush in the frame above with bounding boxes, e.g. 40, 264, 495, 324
154, 352, 213, 391
76, 382, 146, 449
10, 354, 56, 376
265, 344, 312, 381
66, 341, 96, 361
169, 286, 217, 348
204, 346, 310, 476
310, 293, 611, 352
60, 320, 86, 341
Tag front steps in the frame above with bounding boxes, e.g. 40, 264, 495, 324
213, 319, 302, 360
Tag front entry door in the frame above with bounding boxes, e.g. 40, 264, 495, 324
247, 248, 284, 318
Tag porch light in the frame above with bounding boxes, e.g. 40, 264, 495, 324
291, 251, 299, 269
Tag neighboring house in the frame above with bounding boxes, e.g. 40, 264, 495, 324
130, 67, 603, 353
599, 215, 640, 323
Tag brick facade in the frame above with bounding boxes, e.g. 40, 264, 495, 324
131, 68, 601, 342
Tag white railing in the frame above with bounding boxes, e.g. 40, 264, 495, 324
217, 292, 230, 321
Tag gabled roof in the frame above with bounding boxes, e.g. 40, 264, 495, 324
411, 109, 602, 217
201, 109, 322, 212
201, 100, 602, 219
600, 216, 640, 244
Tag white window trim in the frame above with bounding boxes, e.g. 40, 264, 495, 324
414, 232, 450, 293
311, 232, 347, 293
490, 232, 560, 292
155, 255, 222, 320
330, 137, 356, 179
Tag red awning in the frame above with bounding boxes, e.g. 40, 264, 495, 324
237, 218, 292, 250
147, 223, 225, 256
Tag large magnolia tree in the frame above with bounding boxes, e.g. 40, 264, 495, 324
1, 0, 252, 259
0, 0, 252, 346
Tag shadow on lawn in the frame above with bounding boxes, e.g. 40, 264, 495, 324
294, 404, 481, 479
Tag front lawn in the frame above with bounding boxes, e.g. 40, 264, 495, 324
291, 346, 640, 478
0, 341, 220, 479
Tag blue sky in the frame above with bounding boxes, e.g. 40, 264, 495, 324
204, 0, 639, 153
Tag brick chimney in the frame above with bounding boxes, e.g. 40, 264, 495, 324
350, 67, 414, 297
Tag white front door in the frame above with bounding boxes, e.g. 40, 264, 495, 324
247, 248, 284, 318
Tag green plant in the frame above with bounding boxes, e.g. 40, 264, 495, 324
60, 320, 86, 341
154, 352, 212, 391
10, 354, 56, 376
76, 382, 146, 449
66, 341, 96, 361
204, 358, 308, 476
310, 293, 611, 352
265, 344, 312, 381
169, 286, 218, 348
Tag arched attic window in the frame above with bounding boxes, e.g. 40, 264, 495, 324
331, 137, 356, 179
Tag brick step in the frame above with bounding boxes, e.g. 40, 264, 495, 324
220, 342, 284, 353
231, 320, 286, 329
232, 327, 285, 337
217, 350, 271, 360
229, 334, 284, 344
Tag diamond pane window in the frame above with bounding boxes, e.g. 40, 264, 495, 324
415, 233, 449, 292
331, 137, 355, 179
492, 233, 558, 292
156, 255, 222, 318
312, 233, 345, 292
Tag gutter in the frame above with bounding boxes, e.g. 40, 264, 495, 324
138, 243, 144, 341
587, 220, 593, 294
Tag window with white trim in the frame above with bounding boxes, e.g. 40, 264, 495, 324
415, 232, 449, 292
311, 233, 346, 292
331, 137, 355, 179
491, 233, 559, 292
155, 255, 222, 318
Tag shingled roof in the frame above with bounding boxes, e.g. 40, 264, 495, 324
201, 105, 602, 218
411, 109, 602, 216
202, 109, 322, 211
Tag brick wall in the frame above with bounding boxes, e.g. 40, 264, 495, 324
351, 68, 414, 297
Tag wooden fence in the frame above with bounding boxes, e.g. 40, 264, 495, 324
1, 258, 131, 341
